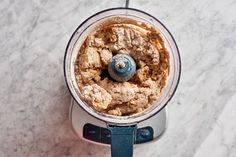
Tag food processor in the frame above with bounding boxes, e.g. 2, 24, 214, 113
64, 1, 181, 157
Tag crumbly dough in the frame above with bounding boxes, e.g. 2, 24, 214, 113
75, 17, 169, 116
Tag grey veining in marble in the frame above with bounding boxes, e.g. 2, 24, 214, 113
0, 0, 236, 157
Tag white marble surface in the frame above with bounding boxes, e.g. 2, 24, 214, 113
0, 0, 236, 157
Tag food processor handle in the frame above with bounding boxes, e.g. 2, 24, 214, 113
108, 125, 137, 157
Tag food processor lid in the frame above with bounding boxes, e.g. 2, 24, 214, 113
64, 7, 181, 125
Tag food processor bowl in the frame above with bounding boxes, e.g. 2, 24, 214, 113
64, 8, 181, 125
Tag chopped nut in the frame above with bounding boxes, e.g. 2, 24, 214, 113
83, 84, 112, 111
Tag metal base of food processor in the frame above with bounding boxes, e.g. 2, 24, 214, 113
69, 99, 167, 146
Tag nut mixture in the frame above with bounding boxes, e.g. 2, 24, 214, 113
74, 17, 169, 116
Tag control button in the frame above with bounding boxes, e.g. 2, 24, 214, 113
140, 129, 150, 138
83, 123, 101, 142
135, 126, 153, 144
83, 124, 153, 144
101, 128, 111, 144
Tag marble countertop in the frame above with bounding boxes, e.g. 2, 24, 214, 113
0, 0, 236, 156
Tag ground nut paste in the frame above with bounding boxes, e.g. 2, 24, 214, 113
74, 17, 169, 116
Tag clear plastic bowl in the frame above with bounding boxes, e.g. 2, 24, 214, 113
64, 8, 181, 125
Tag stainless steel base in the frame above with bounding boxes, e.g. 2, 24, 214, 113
69, 99, 167, 145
